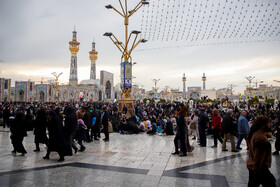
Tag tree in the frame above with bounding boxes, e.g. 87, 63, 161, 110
158, 99, 166, 103
248, 97, 259, 104
265, 99, 274, 105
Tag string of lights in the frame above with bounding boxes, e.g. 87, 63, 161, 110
137, 0, 280, 50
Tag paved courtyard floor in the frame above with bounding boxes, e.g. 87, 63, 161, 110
0, 128, 279, 187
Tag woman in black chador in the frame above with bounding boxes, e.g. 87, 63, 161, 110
64, 106, 78, 155
43, 110, 65, 162
10, 109, 27, 156
33, 106, 49, 151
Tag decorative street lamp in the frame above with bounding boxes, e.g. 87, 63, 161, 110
52, 72, 63, 104
152, 79, 160, 100
245, 76, 255, 99
104, 0, 149, 114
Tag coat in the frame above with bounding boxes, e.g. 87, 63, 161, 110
222, 114, 235, 134
10, 111, 27, 137
212, 114, 221, 130
64, 107, 78, 135
275, 122, 280, 151
164, 121, 174, 135
247, 130, 272, 174
64, 107, 78, 156
198, 112, 208, 130
74, 119, 87, 141
189, 115, 198, 130
34, 109, 48, 144
176, 114, 186, 136
46, 111, 65, 152
102, 111, 109, 127
238, 116, 250, 134
83, 111, 92, 129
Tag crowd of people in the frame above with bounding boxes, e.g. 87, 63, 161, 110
0, 101, 279, 186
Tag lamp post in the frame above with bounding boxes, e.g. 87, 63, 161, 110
245, 76, 255, 99
152, 79, 160, 100
104, 0, 149, 114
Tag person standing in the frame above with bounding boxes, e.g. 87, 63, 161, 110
189, 111, 199, 140
198, 108, 208, 147
3, 106, 11, 128
74, 119, 87, 152
183, 110, 194, 153
10, 109, 27, 156
91, 107, 100, 140
247, 116, 276, 187
172, 104, 187, 157
211, 109, 223, 148
102, 106, 110, 142
221, 109, 239, 152
236, 110, 250, 150
33, 106, 49, 152
273, 118, 280, 155
83, 107, 92, 142
43, 110, 65, 162
24, 107, 34, 131
64, 106, 78, 154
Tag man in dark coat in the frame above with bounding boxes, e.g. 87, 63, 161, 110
221, 109, 239, 152
33, 106, 49, 152
198, 108, 208, 147
43, 110, 65, 161
10, 109, 27, 156
102, 106, 110, 141
172, 104, 187, 156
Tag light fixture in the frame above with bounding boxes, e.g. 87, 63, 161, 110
105, 5, 113, 9
103, 32, 113, 37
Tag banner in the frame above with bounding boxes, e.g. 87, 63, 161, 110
55, 90, 60, 98
120, 62, 132, 89
79, 91, 85, 99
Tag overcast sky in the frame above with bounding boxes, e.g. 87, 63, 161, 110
0, 0, 280, 94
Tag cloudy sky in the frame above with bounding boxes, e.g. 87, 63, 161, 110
0, 0, 280, 94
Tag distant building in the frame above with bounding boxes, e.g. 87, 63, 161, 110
201, 89, 217, 100
188, 87, 201, 100
14, 81, 35, 102
34, 84, 53, 102
244, 84, 280, 100
0, 78, 11, 102
216, 88, 228, 100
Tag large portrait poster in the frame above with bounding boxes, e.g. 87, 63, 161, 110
121, 62, 132, 89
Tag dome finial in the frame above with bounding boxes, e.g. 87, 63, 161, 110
92, 36, 96, 44
73, 24, 77, 33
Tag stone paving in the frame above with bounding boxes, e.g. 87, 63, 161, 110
0, 128, 280, 187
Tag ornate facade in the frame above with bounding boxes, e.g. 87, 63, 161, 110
0, 78, 11, 102
14, 81, 35, 102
